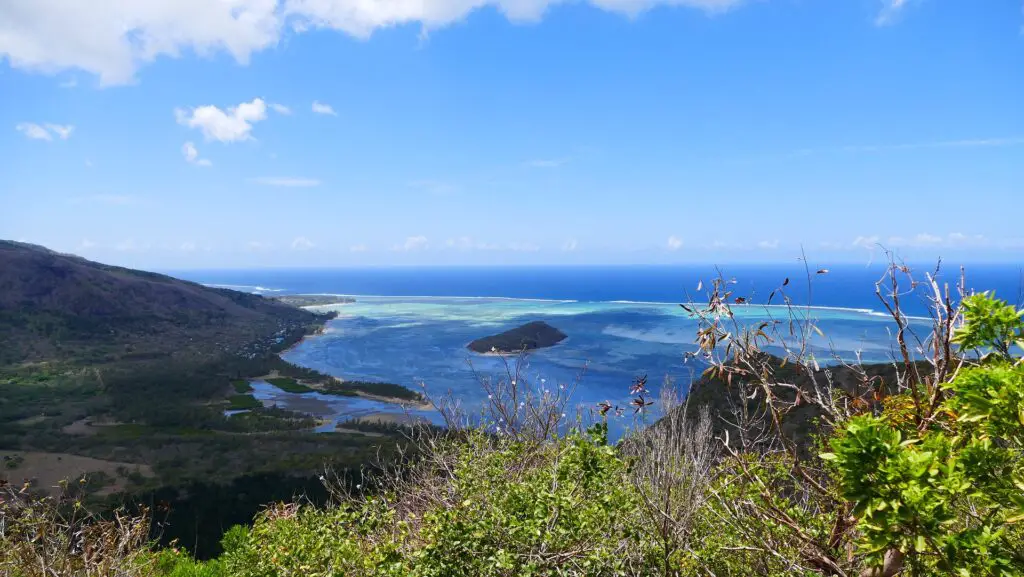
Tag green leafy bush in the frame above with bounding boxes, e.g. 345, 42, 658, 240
823, 292, 1024, 576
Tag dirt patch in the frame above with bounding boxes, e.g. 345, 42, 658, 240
0, 451, 154, 496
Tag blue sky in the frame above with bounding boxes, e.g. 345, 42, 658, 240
1, 0, 1022, 268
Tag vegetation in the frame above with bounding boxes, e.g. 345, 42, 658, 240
4, 260, 1024, 576
467, 320, 568, 354
320, 380, 425, 402
231, 380, 253, 393
265, 377, 314, 393
272, 295, 356, 307
264, 375, 424, 402
226, 394, 262, 410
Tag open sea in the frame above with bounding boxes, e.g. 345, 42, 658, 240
171, 264, 1023, 436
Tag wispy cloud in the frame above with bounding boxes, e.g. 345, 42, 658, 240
175, 98, 267, 143
15, 122, 74, 141
875, 0, 910, 26
312, 101, 337, 116
443, 237, 505, 251
394, 236, 429, 252
46, 124, 74, 139
852, 235, 881, 250
350, 244, 368, 253
250, 177, 321, 187
561, 239, 579, 252
852, 232, 989, 250
182, 141, 212, 166
666, 236, 683, 251
59, 77, 77, 88
114, 239, 150, 252
843, 136, 1024, 153
735, 136, 1024, 165
291, 237, 315, 250
269, 103, 292, 115
757, 239, 780, 250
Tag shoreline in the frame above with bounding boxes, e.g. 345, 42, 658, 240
252, 370, 433, 411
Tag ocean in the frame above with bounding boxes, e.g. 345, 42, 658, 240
171, 264, 1023, 436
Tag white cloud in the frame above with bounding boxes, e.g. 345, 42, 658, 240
852, 235, 880, 249
666, 236, 683, 251
114, 239, 149, 252
291, 236, 315, 250
350, 244, 368, 252
285, 0, 742, 38
913, 232, 943, 246
757, 239, 779, 250
249, 176, 321, 187
0, 0, 807, 86
59, 77, 77, 88
394, 236, 429, 251
16, 122, 73, 141
884, 232, 986, 248
16, 122, 52, 141
46, 124, 74, 139
176, 98, 267, 142
0, 0, 281, 86
247, 240, 273, 251
269, 102, 292, 115
312, 101, 337, 116
875, 0, 909, 26
77, 238, 97, 251
445, 237, 474, 250
561, 239, 578, 252
947, 232, 987, 246
179, 241, 198, 252
443, 237, 509, 251
182, 141, 212, 166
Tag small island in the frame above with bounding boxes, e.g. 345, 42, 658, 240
273, 294, 356, 307
467, 321, 568, 354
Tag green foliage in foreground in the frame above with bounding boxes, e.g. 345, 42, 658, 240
152, 426, 661, 577
9, 288, 1024, 577
823, 292, 1024, 576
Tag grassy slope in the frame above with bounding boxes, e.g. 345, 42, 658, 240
0, 240, 414, 555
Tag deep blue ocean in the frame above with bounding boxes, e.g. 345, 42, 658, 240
170, 264, 1023, 436
173, 264, 1023, 315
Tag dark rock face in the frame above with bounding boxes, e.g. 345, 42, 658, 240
467, 321, 568, 354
